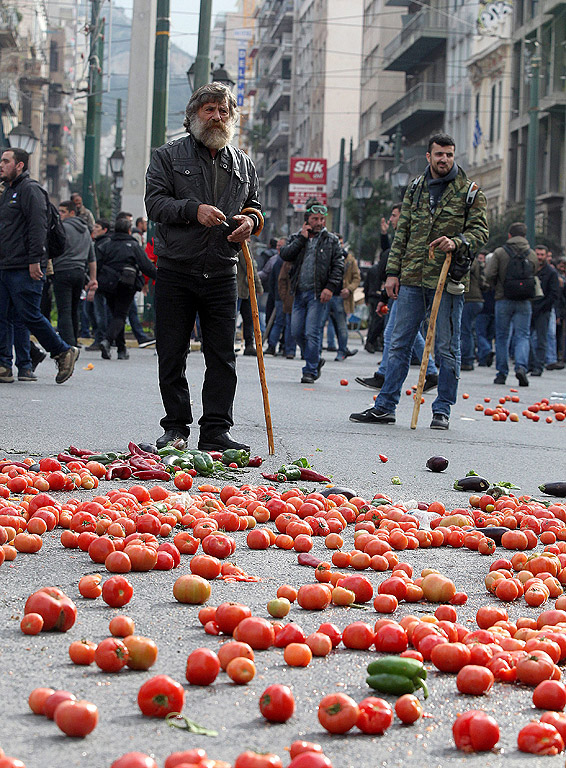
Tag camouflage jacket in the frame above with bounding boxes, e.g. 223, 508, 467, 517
386, 167, 489, 291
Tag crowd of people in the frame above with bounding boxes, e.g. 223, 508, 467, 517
1, 84, 565, 449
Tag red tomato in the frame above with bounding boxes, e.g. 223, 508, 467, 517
28, 687, 55, 715
533, 680, 566, 711
374, 623, 408, 653
109, 615, 135, 637
342, 622, 375, 650
215, 602, 252, 634
20, 612, 44, 635
233, 616, 275, 649
164, 750, 208, 768
234, 753, 283, 768
54, 699, 98, 737
394, 694, 423, 724
431, 642, 471, 673
259, 684, 295, 722
123, 636, 158, 671
101, 576, 134, 608
288, 755, 333, 768
44, 690, 76, 720
318, 693, 359, 733
317, 622, 342, 648
456, 665, 494, 695
452, 710, 500, 752
226, 656, 256, 684
356, 697, 393, 734
110, 754, 159, 768
516, 650, 556, 686
173, 574, 211, 604
94, 637, 129, 672
137, 675, 185, 718
78, 574, 102, 599
274, 623, 306, 648
185, 647, 220, 685
288, 742, 324, 760
541, 711, 566, 742
517, 721, 564, 755
69, 639, 97, 665
24, 587, 77, 632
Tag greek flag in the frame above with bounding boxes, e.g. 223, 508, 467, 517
473, 117, 483, 149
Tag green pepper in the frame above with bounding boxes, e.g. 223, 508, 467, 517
367, 656, 426, 679
158, 446, 186, 457
221, 449, 250, 468
292, 457, 310, 468
193, 452, 214, 476
86, 452, 120, 465
366, 673, 428, 698
278, 465, 302, 481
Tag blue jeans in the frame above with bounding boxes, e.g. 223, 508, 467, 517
460, 301, 483, 366
0, 269, 68, 368
92, 292, 109, 344
128, 297, 147, 343
529, 311, 550, 373
546, 307, 557, 365
373, 286, 464, 417
269, 299, 296, 356
377, 298, 437, 377
326, 296, 349, 354
291, 290, 329, 376
475, 311, 494, 364
495, 299, 531, 377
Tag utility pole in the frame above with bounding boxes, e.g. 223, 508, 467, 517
344, 137, 353, 241
82, 0, 104, 212
336, 137, 345, 234
525, 44, 540, 246
193, 0, 212, 90
111, 99, 123, 223
394, 125, 402, 166
151, 0, 170, 150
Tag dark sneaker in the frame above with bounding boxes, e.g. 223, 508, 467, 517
156, 429, 189, 450
265, 345, 277, 356
423, 373, 438, 392
364, 343, 376, 353
349, 408, 395, 424
301, 373, 316, 383
546, 362, 565, 370
117, 348, 130, 360
335, 353, 346, 361
485, 351, 494, 367
461, 363, 474, 371
314, 358, 326, 380
0, 365, 14, 383
198, 432, 250, 452
138, 338, 156, 348
326, 346, 337, 352
100, 340, 111, 360
430, 413, 449, 430
30, 346, 46, 371
86, 342, 101, 351
345, 348, 358, 358
18, 369, 37, 382
243, 346, 256, 356
494, 373, 506, 384
355, 374, 384, 390
55, 346, 80, 384
530, 369, 542, 377
285, 354, 295, 359
516, 367, 529, 387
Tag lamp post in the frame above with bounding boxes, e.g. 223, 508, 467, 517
351, 177, 373, 261
391, 164, 410, 203
286, 204, 295, 236
8, 124, 40, 155
109, 148, 125, 224
187, 62, 235, 91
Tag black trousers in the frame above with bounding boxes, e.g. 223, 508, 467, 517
100, 284, 136, 350
155, 268, 238, 437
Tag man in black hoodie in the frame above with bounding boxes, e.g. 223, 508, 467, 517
55, 200, 98, 346
0, 149, 79, 384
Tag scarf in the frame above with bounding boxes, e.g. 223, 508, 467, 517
426, 163, 458, 214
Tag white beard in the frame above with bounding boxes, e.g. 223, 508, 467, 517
189, 113, 235, 150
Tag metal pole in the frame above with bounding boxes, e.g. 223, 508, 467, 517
345, 137, 353, 241
115, 98, 122, 149
394, 124, 402, 166
151, 0, 170, 150
337, 137, 345, 234
357, 201, 364, 261
93, 21, 104, 187
82, 0, 102, 211
193, 0, 212, 90
525, 49, 540, 246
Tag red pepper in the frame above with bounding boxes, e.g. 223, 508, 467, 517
207, 451, 223, 461
132, 469, 171, 481
298, 468, 331, 482
128, 441, 160, 460
261, 472, 282, 483
248, 456, 263, 468
297, 552, 324, 567
57, 453, 84, 464
68, 446, 95, 458
128, 455, 155, 472
105, 465, 133, 481
0, 460, 31, 470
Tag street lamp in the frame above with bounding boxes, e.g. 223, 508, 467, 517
187, 62, 235, 91
8, 123, 39, 155
109, 148, 125, 223
286, 204, 295, 236
391, 164, 410, 202
351, 177, 373, 261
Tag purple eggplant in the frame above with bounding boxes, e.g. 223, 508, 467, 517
426, 456, 449, 473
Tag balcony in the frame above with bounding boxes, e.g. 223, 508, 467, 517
266, 79, 291, 114
272, 0, 293, 38
264, 158, 288, 187
540, 89, 566, 112
542, 0, 566, 14
385, 0, 411, 5
380, 82, 446, 135
265, 114, 290, 149
383, 9, 447, 72
0, 78, 18, 114
268, 34, 292, 78
0, 7, 18, 48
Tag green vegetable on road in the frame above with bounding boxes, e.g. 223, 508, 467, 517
391, 476, 402, 485
221, 449, 250, 467
366, 656, 429, 699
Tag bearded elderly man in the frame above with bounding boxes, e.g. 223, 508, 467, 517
145, 82, 261, 451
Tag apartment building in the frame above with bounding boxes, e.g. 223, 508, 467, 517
508, 0, 566, 246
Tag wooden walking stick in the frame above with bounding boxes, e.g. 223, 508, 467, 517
410, 248, 452, 430
239, 208, 275, 454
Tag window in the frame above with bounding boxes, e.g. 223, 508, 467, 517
489, 83, 496, 143
49, 41, 59, 73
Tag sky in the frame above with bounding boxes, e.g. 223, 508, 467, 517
116, 0, 239, 57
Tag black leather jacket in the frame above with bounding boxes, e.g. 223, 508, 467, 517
280, 228, 344, 296
145, 133, 261, 277
0, 171, 48, 269
97, 233, 157, 292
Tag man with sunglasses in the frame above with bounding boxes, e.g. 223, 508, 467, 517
280, 199, 344, 383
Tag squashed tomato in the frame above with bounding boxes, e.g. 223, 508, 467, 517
452, 710, 500, 752
517, 721, 564, 755
356, 697, 393, 734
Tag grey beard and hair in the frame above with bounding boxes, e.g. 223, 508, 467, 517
189, 113, 235, 150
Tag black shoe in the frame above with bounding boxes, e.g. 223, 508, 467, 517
345, 348, 358, 358
314, 358, 326, 380
265, 345, 277, 355
117, 348, 130, 360
301, 373, 316, 383
198, 432, 250, 452
485, 351, 494, 367
0, 365, 14, 383
349, 408, 395, 424
30, 347, 46, 371
285, 354, 295, 360
546, 362, 565, 370
86, 342, 101, 352
100, 340, 111, 360
364, 343, 376, 354
530, 369, 542, 377
355, 374, 384, 390
461, 363, 474, 371
156, 429, 189, 450
55, 346, 80, 384
516, 367, 529, 387
430, 413, 449, 430
243, 346, 257, 356
423, 373, 438, 392
494, 373, 506, 384
326, 346, 337, 352
18, 369, 37, 382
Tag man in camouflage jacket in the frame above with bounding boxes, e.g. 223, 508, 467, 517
350, 134, 488, 430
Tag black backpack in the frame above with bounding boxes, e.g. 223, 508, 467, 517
502, 244, 536, 300
34, 184, 66, 259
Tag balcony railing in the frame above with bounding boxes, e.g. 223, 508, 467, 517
266, 115, 290, 147
0, 78, 18, 114
0, 7, 18, 47
264, 158, 288, 186
268, 34, 293, 77
381, 82, 446, 127
383, 8, 447, 70
266, 79, 291, 113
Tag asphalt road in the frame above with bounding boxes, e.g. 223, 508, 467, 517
1, 338, 566, 768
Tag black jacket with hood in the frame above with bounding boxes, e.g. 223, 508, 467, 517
0, 170, 48, 269
280, 228, 344, 297
96, 232, 157, 292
